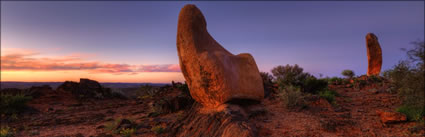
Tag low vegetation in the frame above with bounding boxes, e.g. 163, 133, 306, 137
119, 128, 135, 137
151, 125, 164, 134
319, 89, 339, 105
271, 64, 333, 108
0, 126, 13, 137
384, 40, 424, 122
0, 93, 32, 115
260, 72, 275, 97
279, 86, 305, 109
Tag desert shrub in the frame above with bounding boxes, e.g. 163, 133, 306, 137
0, 93, 32, 115
0, 126, 13, 137
272, 64, 327, 94
260, 72, 275, 97
173, 82, 190, 96
119, 128, 135, 137
327, 77, 344, 85
272, 64, 309, 88
319, 89, 339, 104
397, 105, 424, 122
104, 118, 121, 132
385, 40, 425, 122
136, 84, 159, 99
151, 125, 164, 134
341, 70, 355, 79
104, 118, 137, 135
383, 60, 411, 89
279, 86, 305, 109
352, 79, 367, 90
302, 76, 328, 94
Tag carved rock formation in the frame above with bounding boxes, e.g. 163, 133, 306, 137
366, 33, 382, 76
176, 4, 264, 108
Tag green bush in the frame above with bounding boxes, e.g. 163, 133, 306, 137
104, 118, 121, 132
0, 126, 13, 137
396, 105, 424, 122
174, 82, 190, 96
271, 64, 327, 94
119, 128, 135, 137
352, 79, 367, 89
260, 72, 275, 97
326, 77, 345, 85
279, 86, 305, 109
319, 90, 339, 104
0, 93, 32, 115
302, 76, 328, 94
341, 70, 355, 79
151, 125, 164, 134
136, 84, 160, 99
385, 40, 425, 122
272, 64, 309, 88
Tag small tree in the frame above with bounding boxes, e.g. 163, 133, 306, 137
341, 70, 355, 79
260, 72, 274, 97
271, 64, 309, 87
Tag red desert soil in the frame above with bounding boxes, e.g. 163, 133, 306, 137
5, 83, 424, 137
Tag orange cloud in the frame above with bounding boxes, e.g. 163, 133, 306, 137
1, 48, 180, 74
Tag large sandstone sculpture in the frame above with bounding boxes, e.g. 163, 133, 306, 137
176, 4, 264, 108
366, 33, 382, 76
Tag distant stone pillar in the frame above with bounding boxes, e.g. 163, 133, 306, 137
366, 33, 382, 76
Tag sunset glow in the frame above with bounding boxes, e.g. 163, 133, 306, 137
1, 1, 423, 83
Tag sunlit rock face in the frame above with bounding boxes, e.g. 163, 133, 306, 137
176, 4, 264, 108
366, 33, 383, 76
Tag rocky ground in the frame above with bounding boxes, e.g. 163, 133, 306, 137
1, 79, 424, 137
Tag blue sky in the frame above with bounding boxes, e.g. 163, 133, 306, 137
1, 1, 424, 82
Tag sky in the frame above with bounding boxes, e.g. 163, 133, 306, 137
1, 1, 424, 83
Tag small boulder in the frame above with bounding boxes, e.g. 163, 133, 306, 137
28, 85, 52, 98
376, 110, 407, 124
56, 78, 114, 99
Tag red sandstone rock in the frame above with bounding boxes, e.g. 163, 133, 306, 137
176, 4, 264, 108
366, 33, 383, 76
376, 110, 407, 124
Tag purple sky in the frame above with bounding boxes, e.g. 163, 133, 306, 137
1, 1, 424, 82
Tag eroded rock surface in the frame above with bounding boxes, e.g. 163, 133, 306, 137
176, 4, 264, 108
170, 103, 262, 137
366, 33, 382, 76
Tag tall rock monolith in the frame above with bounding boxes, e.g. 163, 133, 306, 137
366, 33, 382, 76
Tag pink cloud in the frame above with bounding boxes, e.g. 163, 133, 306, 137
1, 49, 181, 74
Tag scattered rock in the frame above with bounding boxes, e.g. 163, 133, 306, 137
28, 85, 52, 98
56, 78, 117, 99
366, 33, 382, 76
376, 110, 407, 124
176, 4, 264, 108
